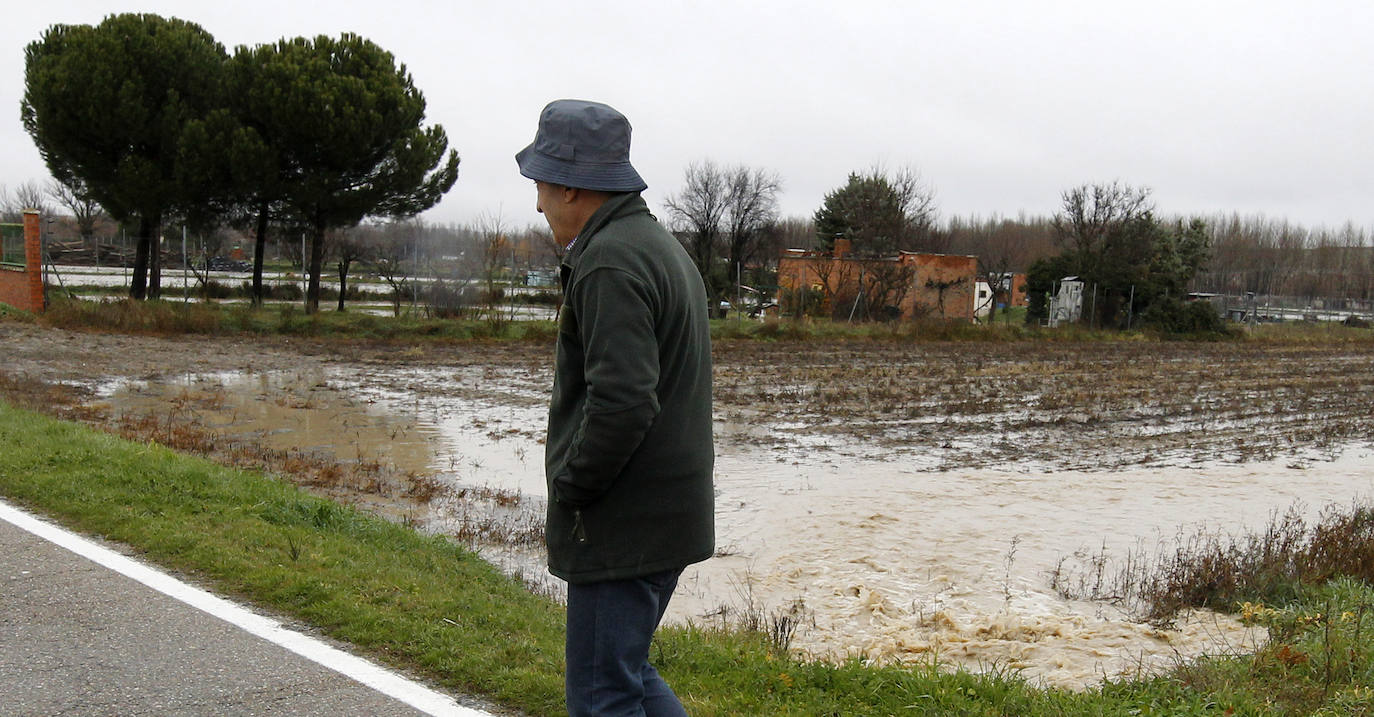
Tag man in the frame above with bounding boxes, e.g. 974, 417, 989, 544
516, 99, 714, 716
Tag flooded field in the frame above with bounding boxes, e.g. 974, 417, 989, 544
5, 325, 1372, 689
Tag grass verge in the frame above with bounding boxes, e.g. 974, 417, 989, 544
5, 400, 1374, 714
0, 399, 567, 714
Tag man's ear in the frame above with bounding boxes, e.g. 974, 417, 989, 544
562, 185, 581, 204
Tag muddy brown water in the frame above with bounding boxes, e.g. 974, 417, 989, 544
90, 359, 1374, 690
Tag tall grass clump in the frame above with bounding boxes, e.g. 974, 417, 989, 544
42, 296, 224, 334
1052, 500, 1374, 624
33, 295, 559, 343
1238, 578, 1374, 703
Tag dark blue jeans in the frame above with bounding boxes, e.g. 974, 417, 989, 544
565, 568, 688, 717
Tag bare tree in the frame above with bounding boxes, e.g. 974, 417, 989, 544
374, 220, 419, 316
1, 181, 53, 222
519, 223, 562, 267
13, 180, 52, 217
888, 165, 939, 248
722, 166, 782, 293
1053, 182, 1153, 273
665, 160, 784, 307
664, 160, 729, 298
862, 261, 916, 321
946, 214, 1056, 322
770, 216, 816, 252
47, 178, 105, 248
474, 211, 515, 331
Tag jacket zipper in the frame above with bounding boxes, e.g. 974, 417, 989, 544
571, 509, 589, 544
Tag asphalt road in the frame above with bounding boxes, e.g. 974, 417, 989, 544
0, 500, 500, 716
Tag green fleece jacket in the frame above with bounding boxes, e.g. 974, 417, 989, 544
545, 193, 715, 584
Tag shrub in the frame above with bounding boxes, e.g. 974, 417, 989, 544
1052, 500, 1374, 624
778, 287, 823, 319
238, 281, 304, 301
42, 297, 222, 334
1141, 298, 1233, 337
421, 280, 479, 319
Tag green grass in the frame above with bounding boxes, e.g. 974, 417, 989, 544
4, 399, 1374, 714
0, 400, 566, 713
0, 302, 37, 323
35, 296, 559, 342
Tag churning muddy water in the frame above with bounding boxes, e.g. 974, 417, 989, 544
94, 365, 1374, 689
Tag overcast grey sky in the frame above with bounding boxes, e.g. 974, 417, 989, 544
7, 1, 1373, 232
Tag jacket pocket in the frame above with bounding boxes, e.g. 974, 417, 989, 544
558, 306, 578, 337
571, 508, 589, 545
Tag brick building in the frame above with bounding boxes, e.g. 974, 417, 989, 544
777, 239, 978, 321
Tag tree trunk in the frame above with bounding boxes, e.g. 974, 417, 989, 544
336, 258, 350, 312
305, 219, 325, 314
252, 202, 268, 307
148, 214, 163, 300
130, 216, 151, 300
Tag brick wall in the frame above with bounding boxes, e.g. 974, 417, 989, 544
777, 248, 979, 322
898, 253, 977, 321
0, 211, 45, 313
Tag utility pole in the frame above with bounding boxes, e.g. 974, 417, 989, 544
1126, 285, 1135, 330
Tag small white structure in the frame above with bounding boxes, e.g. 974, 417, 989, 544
974, 280, 993, 320
524, 269, 558, 288
1047, 277, 1084, 327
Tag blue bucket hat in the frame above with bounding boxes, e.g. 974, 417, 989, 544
516, 99, 647, 193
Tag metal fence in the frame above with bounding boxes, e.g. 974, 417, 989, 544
1, 223, 23, 266
1193, 292, 1374, 323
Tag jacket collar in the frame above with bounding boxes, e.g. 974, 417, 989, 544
564, 193, 648, 265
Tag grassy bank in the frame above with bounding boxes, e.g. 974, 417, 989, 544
4, 401, 1374, 714
33, 296, 559, 342
21, 295, 1374, 345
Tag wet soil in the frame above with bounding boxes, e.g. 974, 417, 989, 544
5, 323, 1374, 688
10, 324, 1373, 473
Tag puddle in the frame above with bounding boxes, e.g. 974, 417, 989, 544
94, 367, 1374, 689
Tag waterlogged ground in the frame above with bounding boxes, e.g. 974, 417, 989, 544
5, 324, 1374, 689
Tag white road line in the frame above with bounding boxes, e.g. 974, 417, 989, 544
0, 498, 493, 717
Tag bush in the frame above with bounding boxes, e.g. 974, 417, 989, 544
420, 280, 482, 319
515, 290, 560, 306
41, 297, 222, 334
778, 287, 823, 319
238, 281, 304, 301
1141, 299, 1233, 336
200, 280, 235, 299
1052, 500, 1374, 624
